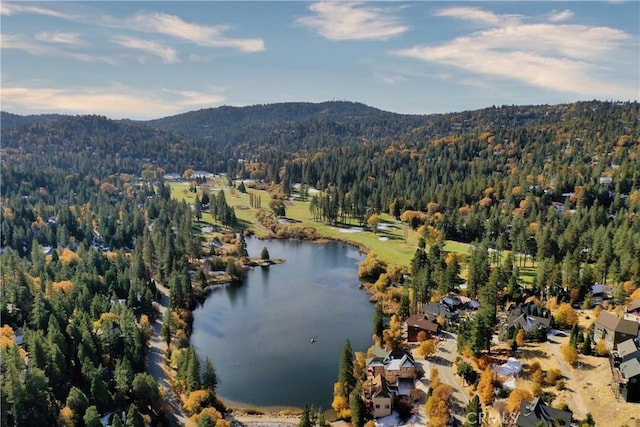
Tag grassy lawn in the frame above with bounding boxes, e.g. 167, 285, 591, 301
170, 180, 540, 287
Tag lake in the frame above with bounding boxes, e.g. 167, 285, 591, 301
191, 237, 374, 409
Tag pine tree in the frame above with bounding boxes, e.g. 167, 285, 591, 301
83, 406, 103, 427
582, 333, 592, 355
127, 404, 144, 427
463, 395, 482, 427
238, 233, 249, 258
203, 357, 218, 393
373, 303, 384, 338
261, 247, 270, 260
338, 339, 355, 396
349, 383, 366, 427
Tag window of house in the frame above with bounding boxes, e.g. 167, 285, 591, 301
375, 404, 380, 409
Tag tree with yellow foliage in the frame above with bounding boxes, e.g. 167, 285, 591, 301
418, 339, 438, 359
553, 303, 578, 329
560, 344, 579, 366
477, 367, 495, 406
382, 315, 403, 351
367, 213, 381, 234
507, 388, 533, 413
595, 339, 609, 357
515, 328, 525, 347
331, 383, 350, 419
183, 389, 210, 416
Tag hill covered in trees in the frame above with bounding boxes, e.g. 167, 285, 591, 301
1, 99, 639, 423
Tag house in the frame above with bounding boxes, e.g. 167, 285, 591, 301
363, 375, 394, 418
366, 347, 418, 384
615, 339, 640, 365
624, 299, 640, 324
591, 283, 607, 306
619, 358, 640, 403
405, 314, 439, 342
423, 302, 453, 320
516, 397, 572, 426
506, 304, 552, 336
593, 311, 640, 350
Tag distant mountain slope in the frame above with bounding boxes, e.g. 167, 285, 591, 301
144, 101, 399, 137
0, 114, 192, 175
1, 111, 66, 130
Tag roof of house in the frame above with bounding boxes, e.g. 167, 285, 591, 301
370, 374, 394, 399
406, 314, 439, 333
386, 355, 415, 372
627, 299, 640, 313
620, 358, 640, 380
617, 339, 640, 359
507, 312, 551, 332
423, 302, 452, 318
595, 311, 639, 336
516, 397, 572, 427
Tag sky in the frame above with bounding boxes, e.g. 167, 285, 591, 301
1, 1, 639, 120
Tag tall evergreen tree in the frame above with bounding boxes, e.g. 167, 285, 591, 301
338, 339, 355, 397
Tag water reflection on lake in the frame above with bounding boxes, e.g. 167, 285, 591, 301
191, 238, 373, 409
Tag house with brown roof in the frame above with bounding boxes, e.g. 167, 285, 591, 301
366, 347, 417, 389
624, 299, 640, 324
593, 311, 640, 350
405, 314, 439, 342
363, 375, 394, 418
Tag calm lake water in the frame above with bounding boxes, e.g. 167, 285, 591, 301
191, 238, 373, 409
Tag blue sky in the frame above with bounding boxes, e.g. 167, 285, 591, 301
1, 1, 639, 119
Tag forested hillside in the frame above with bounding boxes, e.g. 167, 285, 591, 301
2, 100, 639, 424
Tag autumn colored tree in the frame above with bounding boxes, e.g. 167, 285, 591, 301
367, 213, 381, 234
515, 328, 525, 347
561, 344, 579, 366
507, 388, 533, 413
553, 303, 578, 329
595, 339, 609, 356
477, 367, 495, 406
418, 339, 438, 359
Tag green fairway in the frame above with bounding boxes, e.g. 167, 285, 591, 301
170, 180, 538, 286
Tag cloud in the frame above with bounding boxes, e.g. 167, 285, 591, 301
393, 7, 637, 100
297, 1, 408, 41
127, 12, 265, 53
35, 31, 84, 46
1, 34, 118, 64
114, 36, 178, 63
549, 9, 574, 22
1, 85, 226, 120
0, 2, 70, 18
433, 7, 504, 26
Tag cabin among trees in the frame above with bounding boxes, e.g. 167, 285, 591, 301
405, 314, 439, 342
593, 311, 640, 350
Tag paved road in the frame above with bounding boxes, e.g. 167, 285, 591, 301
422, 332, 469, 425
147, 283, 189, 426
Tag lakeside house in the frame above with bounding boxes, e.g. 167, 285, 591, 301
405, 314, 439, 342
593, 311, 640, 350
364, 346, 419, 418
363, 375, 394, 418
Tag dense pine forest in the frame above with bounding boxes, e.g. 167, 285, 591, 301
1, 100, 639, 425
